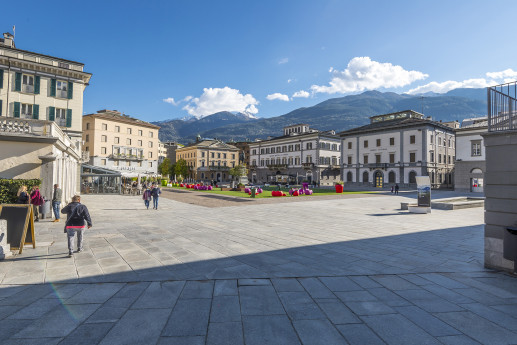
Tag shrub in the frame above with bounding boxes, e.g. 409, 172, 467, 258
0, 178, 42, 204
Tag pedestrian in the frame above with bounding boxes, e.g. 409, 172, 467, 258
391, 185, 394, 193
142, 187, 152, 209
151, 185, 161, 209
61, 195, 92, 257
52, 184, 62, 222
16, 185, 29, 204
395, 183, 399, 195
30, 186, 44, 222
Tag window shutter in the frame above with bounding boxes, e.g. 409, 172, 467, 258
14, 102, 20, 118
33, 104, 39, 119
50, 78, 56, 97
15, 72, 22, 91
48, 106, 55, 121
0, 70, 3, 89
66, 109, 72, 127
34, 76, 40, 94
67, 81, 73, 99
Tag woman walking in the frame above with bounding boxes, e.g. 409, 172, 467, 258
30, 186, 44, 222
16, 185, 29, 204
142, 187, 152, 209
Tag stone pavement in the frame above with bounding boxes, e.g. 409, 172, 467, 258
0, 192, 516, 344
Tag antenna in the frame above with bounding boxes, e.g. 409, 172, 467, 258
12, 25, 15, 38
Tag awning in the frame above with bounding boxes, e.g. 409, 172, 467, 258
120, 171, 140, 178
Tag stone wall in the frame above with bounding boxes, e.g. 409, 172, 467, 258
482, 129, 517, 272
454, 160, 486, 192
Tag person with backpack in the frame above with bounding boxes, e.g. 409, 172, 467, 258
142, 187, 152, 209
151, 184, 161, 210
61, 195, 92, 257
30, 186, 44, 222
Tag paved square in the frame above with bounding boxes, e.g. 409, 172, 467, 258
1, 191, 517, 344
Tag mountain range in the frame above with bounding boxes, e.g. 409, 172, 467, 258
153, 88, 487, 143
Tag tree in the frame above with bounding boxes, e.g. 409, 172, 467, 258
229, 164, 247, 180
175, 158, 189, 179
158, 158, 171, 177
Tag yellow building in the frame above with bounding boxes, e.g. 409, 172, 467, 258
176, 139, 239, 182
82, 110, 160, 177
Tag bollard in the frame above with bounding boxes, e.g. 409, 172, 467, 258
251, 188, 256, 198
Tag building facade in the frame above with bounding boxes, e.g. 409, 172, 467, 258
162, 141, 183, 164
339, 110, 456, 188
248, 124, 341, 185
175, 139, 239, 183
0, 31, 91, 202
82, 110, 160, 177
454, 117, 487, 193
158, 140, 167, 165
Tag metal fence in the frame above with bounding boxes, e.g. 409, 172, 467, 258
488, 81, 517, 132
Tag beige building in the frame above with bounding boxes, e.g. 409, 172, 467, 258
82, 110, 160, 177
0, 32, 91, 203
176, 139, 239, 182
158, 140, 167, 164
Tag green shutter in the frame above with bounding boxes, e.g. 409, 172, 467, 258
34, 76, 40, 94
50, 78, 56, 97
15, 72, 21, 91
0, 70, 3, 89
67, 81, 73, 99
13, 102, 20, 118
48, 106, 55, 121
33, 104, 39, 119
66, 109, 72, 127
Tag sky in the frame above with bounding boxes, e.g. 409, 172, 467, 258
3, 0, 517, 121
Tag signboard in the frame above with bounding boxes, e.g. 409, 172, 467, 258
0, 204, 36, 254
415, 176, 431, 207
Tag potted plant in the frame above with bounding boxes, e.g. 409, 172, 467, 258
335, 181, 344, 193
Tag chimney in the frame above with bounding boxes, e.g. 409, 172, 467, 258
2, 33, 14, 48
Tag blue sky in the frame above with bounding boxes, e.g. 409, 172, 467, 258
4, 0, 517, 121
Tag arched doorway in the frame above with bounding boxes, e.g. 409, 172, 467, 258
388, 171, 396, 183
362, 171, 369, 183
347, 171, 353, 182
374, 171, 383, 187
409, 171, 417, 184
307, 172, 312, 183
216, 173, 221, 182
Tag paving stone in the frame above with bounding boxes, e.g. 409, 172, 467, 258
213, 280, 238, 296
436, 335, 482, 345
242, 315, 301, 345
319, 276, 363, 292
336, 323, 386, 345
271, 278, 305, 292
131, 281, 185, 309
180, 280, 214, 299
298, 278, 335, 299
59, 322, 114, 345
8, 298, 61, 319
157, 336, 205, 345
418, 273, 470, 289
335, 290, 378, 302
210, 295, 241, 322
293, 319, 347, 345
65, 283, 124, 304
278, 291, 326, 320
99, 308, 170, 345
239, 285, 285, 316
162, 298, 211, 337
371, 275, 420, 291
85, 306, 127, 323
362, 313, 442, 345
367, 287, 412, 307
491, 303, 517, 318
315, 298, 362, 324
345, 301, 395, 316
207, 321, 244, 345
0, 305, 23, 320
0, 319, 32, 341
1, 338, 63, 345
238, 279, 271, 286
395, 305, 462, 337
349, 276, 383, 289
395, 289, 464, 313
0, 284, 53, 306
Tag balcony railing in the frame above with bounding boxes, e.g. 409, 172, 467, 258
302, 163, 314, 169
488, 81, 517, 132
109, 153, 144, 161
267, 164, 288, 170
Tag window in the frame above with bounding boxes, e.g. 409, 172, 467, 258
363, 155, 369, 164
85, 134, 89, 142
364, 140, 368, 148
138, 140, 142, 146
430, 151, 434, 163
306, 142, 312, 150
410, 135, 416, 144
376, 154, 381, 164
217, 153, 221, 158
127, 138, 131, 145
101, 135, 107, 142
438, 154, 442, 163
101, 147, 107, 154
471, 140, 482, 156
138, 130, 143, 136
127, 128, 132, 134
148, 141, 153, 148
223, 153, 227, 159
102, 123, 107, 130
138, 161, 142, 167
306, 155, 312, 163
295, 144, 300, 151
113, 160, 119, 166
410, 152, 416, 163
348, 156, 352, 164
115, 137, 120, 144
389, 153, 395, 163
56, 80, 68, 98
211, 152, 214, 158
126, 161, 131, 167
101, 159, 106, 165
231, 154, 235, 159
390, 137, 395, 145
22, 74, 34, 93
55, 108, 67, 126
150, 162, 153, 167
348, 142, 352, 149
149, 152, 153, 158
149, 131, 154, 138
252, 149, 257, 155
85, 146, 89, 151
438, 137, 442, 146
20, 103, 33, 118
430, 134, 434, 143
86, 123, 90, 130
376, 139, 381, 147
115, 126, 120, 132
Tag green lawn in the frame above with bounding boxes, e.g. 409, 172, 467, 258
165, 185, 375, 199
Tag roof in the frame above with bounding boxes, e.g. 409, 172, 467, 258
83, 111, 160, 130
177, 139, 239, 151
338, 117, 456, 136
249, 130, 338, 146
0, 43, 86, 66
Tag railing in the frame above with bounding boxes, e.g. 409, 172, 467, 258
488, 81, 517, 132
302, 163, 314, 169
267, 164, 288, 170
109, 154, 144, 161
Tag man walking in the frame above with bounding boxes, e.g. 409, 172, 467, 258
52, 184, 62, 222
61, 195, 92, 257
151, 184, 161, 210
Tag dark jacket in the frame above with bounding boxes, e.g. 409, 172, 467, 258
52, 188, 62, 202
151, 187, 161, 198
16, 192, 29, 204
61, 202, 92, 227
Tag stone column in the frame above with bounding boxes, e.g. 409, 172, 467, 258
0, 220, 11, 260
482, 129, 517, 272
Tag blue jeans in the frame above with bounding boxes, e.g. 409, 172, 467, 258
153, 197, 159, 209
52, 201, 61, 219
144, 199, 150, 209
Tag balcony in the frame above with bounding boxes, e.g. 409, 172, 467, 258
109, 153, 144, 161
267, 164, 288, 170
207, 165, 230, 171
488, 81, 517, 132
302, 163, 314, 169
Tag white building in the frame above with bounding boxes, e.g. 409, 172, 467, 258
249, 124, 341, 185
454, 117, 487, 193
339, 110, 456, 188
0, 31, 91, 202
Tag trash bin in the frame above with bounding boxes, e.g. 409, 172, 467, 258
39, 199, 51, 219
251, 188, 256, 198
503, 227, 517, 273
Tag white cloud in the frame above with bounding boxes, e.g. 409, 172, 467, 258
266, 93, 290, 102
163, 97, 178, 106
287, 79, 293, 83
182, 87, 259, 118
486, 68, 517, 79
406, 78, 491, 94
278, 57, 289, 65
310, 56, 428, 94
183, 96, 193, 102
292, 90, 310, 98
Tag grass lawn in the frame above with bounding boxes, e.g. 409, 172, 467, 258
166, 185, 375, 199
